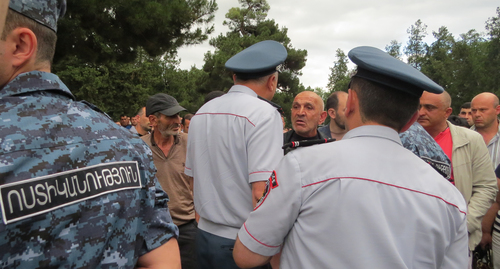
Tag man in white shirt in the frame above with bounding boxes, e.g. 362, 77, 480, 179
185, 40, 287, 269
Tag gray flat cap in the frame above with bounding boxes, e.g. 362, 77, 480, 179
146, 93, 186, 117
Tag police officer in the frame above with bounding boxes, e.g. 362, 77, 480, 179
0, 1, 180, 267
233, 46, 468, 268
185, 40, 286, 268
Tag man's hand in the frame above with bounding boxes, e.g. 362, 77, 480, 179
479, 231, 492, 250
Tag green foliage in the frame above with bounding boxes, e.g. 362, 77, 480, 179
52, 0, 218, 120
164, 66, 209, 114
326, 49, 350, 94
224, 0, 270, 34
324, 7, 500, 115
54, 0, 217, 64
53, 1, 499, 121
55, 50, 170, 120
197, 0, 308, 119
385, 40, 402, 59
404, 19, 428, 69
485, 7, 500, 95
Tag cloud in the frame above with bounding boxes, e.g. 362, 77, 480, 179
177, 0, 499, 90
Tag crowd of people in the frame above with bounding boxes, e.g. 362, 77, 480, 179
1, 1, 500, 269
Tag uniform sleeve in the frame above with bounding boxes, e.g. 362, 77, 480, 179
237, 153, 301, 256
246, 111, 284, 183
140, 162, 179, 255
467, 134, 498, 235
184, 136, 193, 177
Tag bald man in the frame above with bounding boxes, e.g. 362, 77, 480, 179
470, 92, 500, 267
318, 91, 348, 141
471, 93, 500, 166
418, 91, 497, 257
283, 91, 327, 154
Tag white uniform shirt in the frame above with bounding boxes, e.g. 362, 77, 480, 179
239, 125, 468, 269
185, 85, 283, 239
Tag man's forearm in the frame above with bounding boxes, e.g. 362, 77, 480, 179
252, 181, 267, 208
136, 238, 181, 269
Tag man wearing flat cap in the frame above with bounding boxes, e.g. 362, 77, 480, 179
233, 46, 468, 268
185, 40, 286, 268
0, 1, 180, 268
142, 93, 197, 269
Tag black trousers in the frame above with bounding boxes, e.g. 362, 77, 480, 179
178, 220, 198, 269
196, 229, 271, 269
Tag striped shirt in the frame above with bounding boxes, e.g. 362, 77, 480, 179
471, 122, 500, 168
471, 122, 500, 233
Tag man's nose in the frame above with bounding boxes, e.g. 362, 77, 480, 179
297, 107, 306, 115
418, 106, 425, 116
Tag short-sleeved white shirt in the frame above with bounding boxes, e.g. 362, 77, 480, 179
239, 125, 468, 269
185, 85, 283, 239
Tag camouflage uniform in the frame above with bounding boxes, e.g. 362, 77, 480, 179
400, 121, 452, 180
0, 71, 178, 268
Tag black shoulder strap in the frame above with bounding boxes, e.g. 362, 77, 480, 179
258, 96, 284, 116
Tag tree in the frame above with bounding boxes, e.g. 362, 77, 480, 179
447, 30, 489, 109
404, 19, 428, 69
164, 66, 209, 114
485, 7, 500, 94
54, 0, 217, 65
326, 49, 350, 93
420, 26, 455, 88
385, 40, 402, 59
197, 0, 308, 121
56, 49, 173, 120
52, 0, 218, 119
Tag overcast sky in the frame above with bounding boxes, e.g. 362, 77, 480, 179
177, 0, 499, 90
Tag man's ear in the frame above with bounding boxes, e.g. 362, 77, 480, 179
345, 89, 355, 118
266, 73, 277, 91
148, 115, 158, 127
10, 27, 37, 68
318, 111, 327, 125
444, 107, 453, 118
327, 108, 336, 119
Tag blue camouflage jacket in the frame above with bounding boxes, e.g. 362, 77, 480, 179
0, 71, 178, 268
400, 122, 452, 180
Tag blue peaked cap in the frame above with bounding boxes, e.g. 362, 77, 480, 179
348, 46, 444, 97
9, 0, 66, 32
225, 40, 287, 79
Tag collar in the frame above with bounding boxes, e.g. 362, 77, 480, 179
447, 121, 469, 149
150, 130, 180, 147
1, 71, 75, 100
343, 125, 402, 146
228, 85, 258, 97
258, 96, 284, 115
228, 85, 283, 115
